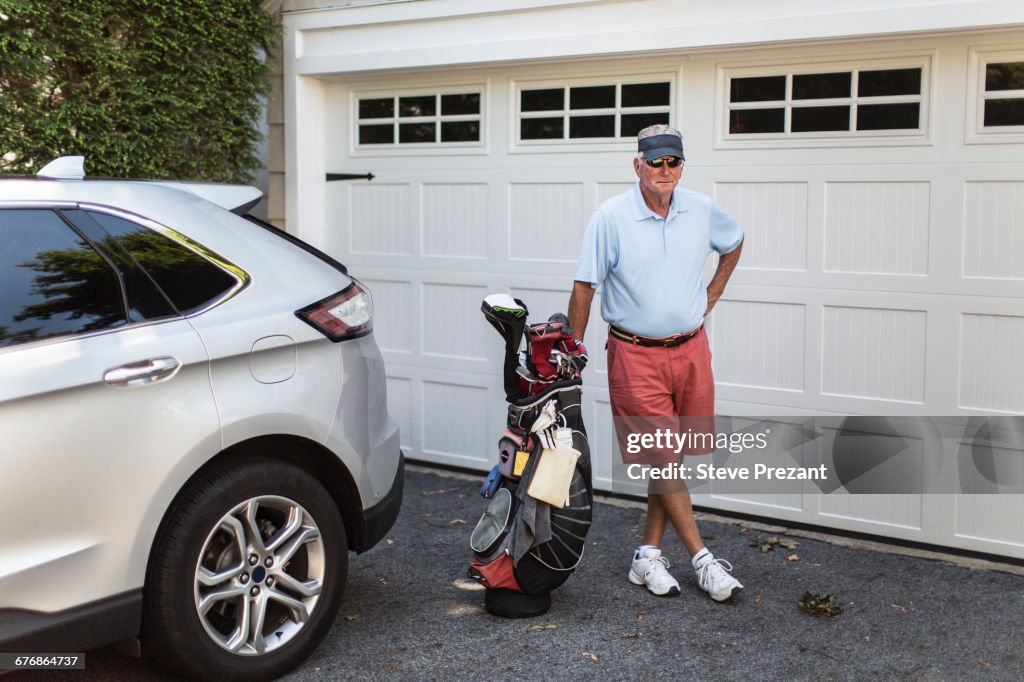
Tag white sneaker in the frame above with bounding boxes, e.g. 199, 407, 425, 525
695, 554, 743, 602
628, 547, 680, 597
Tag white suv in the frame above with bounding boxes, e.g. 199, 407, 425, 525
0, 158, 403, 680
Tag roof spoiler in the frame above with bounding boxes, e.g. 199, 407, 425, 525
36, 156, 264, 215
153, 182, 263, 215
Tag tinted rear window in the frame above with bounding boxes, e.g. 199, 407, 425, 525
83, 211, 239, 313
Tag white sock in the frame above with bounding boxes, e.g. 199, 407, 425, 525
635, 544, 658, 559
691, 548, 711, 569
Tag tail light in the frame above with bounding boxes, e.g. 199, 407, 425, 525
296, 280, 373, 341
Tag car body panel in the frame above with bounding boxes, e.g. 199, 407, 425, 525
0, 319, 218, 612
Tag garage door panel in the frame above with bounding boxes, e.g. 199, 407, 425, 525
824, 181, 930, 276
955, 492, 1024, 547
963, 180, 1024, 279
350, 183, 414, 255
422, 282, 491, 361
712, 300, 806, 392
715, 181, 809, 271
423, 183, 489, 258
822, 306, 927, 403
362, 278, 415, 354
421, 380, 491, 468
960, 313, 1024, 413
509, 182, 584, 261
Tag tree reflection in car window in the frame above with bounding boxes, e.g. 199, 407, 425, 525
0, 210, 126, 348
80, 211, 237, 314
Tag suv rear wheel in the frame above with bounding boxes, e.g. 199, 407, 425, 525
144, 458, 346, 681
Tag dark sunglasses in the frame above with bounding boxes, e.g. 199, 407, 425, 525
645, 156, 683, 168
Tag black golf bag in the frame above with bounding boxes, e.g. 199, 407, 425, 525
468, 295, 593, 617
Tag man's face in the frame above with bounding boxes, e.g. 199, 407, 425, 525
634, 155, 684, 200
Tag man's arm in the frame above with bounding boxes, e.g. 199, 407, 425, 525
705, 240, 743, 316
568, 280, 596, 342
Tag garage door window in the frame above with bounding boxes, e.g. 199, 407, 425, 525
725, 61, 927, 140
356, 90, 482, 147
981, 59, 1024, 128
517, 79, 671, 143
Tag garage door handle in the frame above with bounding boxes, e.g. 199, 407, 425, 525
104, 357, 181, 387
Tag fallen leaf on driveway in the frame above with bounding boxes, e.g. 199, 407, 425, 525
978, 659, 992, 668
754, 594, 763, 605
891, 603, 909, 614
787, 554, 800, 561
798, 591, 842, 617
635, 612, 645, 621
344, 614, 360, 622
529, 624, 558, 630
582, 652, 598, 661
448, 518, 466, 525
752, 536, 800, 553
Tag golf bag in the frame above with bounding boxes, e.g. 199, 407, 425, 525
468, 294, 594, 617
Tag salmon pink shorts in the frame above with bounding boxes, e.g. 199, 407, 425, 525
607, 327, 716, 465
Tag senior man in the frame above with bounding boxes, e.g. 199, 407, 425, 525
568, 124, 744, 601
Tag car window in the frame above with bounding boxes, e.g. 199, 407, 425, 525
80, 210, 239, 314
0, 209, 126, 348
61, 209, 179, 322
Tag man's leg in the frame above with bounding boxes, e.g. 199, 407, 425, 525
608, 336, 682, 596
665, 329, 743, 601
644, 485, 703, 556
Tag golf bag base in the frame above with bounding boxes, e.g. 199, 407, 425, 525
483, 588, 551, 618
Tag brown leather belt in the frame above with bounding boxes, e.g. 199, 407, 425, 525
609, 324, 702, 348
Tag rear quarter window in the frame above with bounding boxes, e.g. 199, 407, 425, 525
82, 210, 240, 314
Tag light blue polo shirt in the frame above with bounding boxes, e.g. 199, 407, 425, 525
574, 182, 743, 339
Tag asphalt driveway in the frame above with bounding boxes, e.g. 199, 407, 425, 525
11, 465, 1024, 681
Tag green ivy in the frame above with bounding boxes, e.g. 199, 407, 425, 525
0, 1, 279, 183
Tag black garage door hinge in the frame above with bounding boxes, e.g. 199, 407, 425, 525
326, 172, 375, 181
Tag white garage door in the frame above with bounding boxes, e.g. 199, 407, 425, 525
311, 32, 1024, 557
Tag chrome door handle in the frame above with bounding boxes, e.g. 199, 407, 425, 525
103, 357, 181, 387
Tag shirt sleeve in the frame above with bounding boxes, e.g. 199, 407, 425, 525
709, 202, 743, 254
573, 209, 618, 287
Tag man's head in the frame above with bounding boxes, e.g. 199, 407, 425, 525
634, 124, 685, 204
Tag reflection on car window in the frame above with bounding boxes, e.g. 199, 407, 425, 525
61, 209, 179, 322
0, 209, 126, 348
83, 211, 238, 314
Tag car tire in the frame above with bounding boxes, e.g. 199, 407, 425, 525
143, 457, 347, 681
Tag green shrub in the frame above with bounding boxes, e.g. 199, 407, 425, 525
0, 1, 279, 183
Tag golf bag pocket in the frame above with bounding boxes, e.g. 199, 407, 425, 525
468, 552, 521, 591
470, 487, 514, 556
469, 488, 523, 590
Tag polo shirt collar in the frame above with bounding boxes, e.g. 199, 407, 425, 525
630, 182, 688, 221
